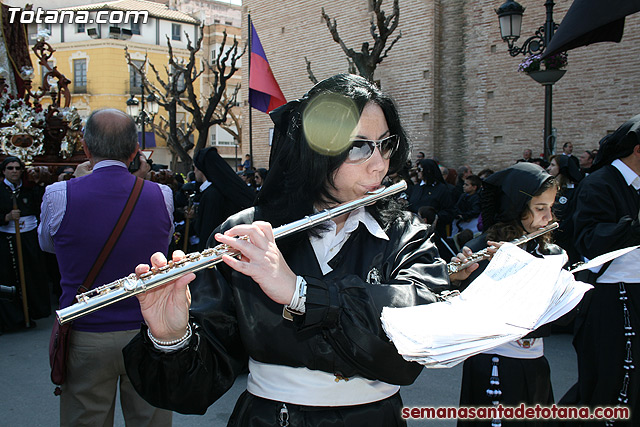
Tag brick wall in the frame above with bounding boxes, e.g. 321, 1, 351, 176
243, 0, 640, 172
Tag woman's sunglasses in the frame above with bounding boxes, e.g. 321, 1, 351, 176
5, 166, 22, 171
345, 135, 399, 165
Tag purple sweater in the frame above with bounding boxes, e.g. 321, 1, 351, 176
55, 166, 171, 332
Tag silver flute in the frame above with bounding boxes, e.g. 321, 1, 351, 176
56, 181, 408, 324
446, 222, 559, 275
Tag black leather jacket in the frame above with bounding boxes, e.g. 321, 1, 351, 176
124, 207, 451, 414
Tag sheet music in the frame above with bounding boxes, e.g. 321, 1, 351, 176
381, 243, 593, 368
570, 245, 640, 273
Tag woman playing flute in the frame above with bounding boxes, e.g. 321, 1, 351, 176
123, 74, 476, 426
457, 163, 562, 426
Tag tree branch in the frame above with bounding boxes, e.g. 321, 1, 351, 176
304, 57, 318, 84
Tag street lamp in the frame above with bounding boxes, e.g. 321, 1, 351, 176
126, 94, 139, 117
125, 85, 158, 150
496, 0, 562, 159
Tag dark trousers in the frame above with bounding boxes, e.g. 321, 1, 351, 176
228, 391, 406, 427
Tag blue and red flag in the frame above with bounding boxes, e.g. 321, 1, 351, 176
249, 22, 286, 113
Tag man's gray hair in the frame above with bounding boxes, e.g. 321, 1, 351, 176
457, 165, 470, 175
83, 109, 138, 161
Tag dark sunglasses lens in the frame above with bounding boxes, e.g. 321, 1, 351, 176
6, 167, 21, 171
347, 140, 374, 163
380, 135, 398, 158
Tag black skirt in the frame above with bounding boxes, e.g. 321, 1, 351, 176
458, 353, 554, 427
227, 391, 407, 427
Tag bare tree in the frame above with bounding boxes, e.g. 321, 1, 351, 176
125, 27, 244, 171
214, 88, 242, 146
308, 0, 401, 82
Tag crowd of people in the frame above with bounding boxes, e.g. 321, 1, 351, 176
383, 143, 600, 267
0, 74, 637, 426
0, 151, 261, 332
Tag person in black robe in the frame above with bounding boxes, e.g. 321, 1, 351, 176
559, 114, 640, 426
122, 74, 478, 426
547, 155, 583, 266
408, 158, 455, 237
192, 147, 255, 252
0, 156, 50, 332
457, 163, 562, 427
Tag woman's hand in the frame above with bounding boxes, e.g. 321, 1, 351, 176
449, 241, 503, 282
215, 221, 297, 305
135, 250, 195, 342
449, 246, 479, 282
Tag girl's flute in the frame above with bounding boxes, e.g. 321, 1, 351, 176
446, 222, 559, 275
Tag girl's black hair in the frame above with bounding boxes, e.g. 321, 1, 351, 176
484, 176, 557, 247
256, 74, 410, 237
480, 163, 557, 248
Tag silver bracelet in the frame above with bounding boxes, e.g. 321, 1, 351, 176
147, 323, 192, 346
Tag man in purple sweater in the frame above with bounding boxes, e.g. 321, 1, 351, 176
39, 109, 173, 426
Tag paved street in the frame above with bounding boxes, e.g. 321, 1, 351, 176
0, 313, 577, 426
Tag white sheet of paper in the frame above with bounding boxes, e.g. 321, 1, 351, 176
381, 243, 593, 369
570, 245, 640, 273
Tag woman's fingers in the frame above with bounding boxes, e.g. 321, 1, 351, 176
451, 246, 473, 265
486, 241, 504, 253
150, 252, 168, 268
171, 250, 187, 262
135, 263, 150, 276
252, 221, 275, 241
221, 223, 271, 250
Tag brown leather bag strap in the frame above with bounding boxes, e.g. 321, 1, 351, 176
78, 177, 145, 294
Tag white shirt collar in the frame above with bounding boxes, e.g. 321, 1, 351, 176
3, 178, 21, 191
612, 158, 640, 191
199, 180, 212, 192
93, 159, 128, 170
341, 206, 389, 241
309, 206, 388, 275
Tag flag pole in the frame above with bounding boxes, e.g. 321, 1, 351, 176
248, 13, 253, 170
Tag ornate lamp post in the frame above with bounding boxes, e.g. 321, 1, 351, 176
126, 86, 158, 150
496, 0, 563, 159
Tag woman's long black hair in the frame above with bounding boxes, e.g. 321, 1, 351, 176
255, 74, 410, 234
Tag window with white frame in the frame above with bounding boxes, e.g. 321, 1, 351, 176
130, 60, 144, 94
171, 65, 186, 93
73, 59, 87, 93
172, 23, 181, 41
212, 125, 236, 146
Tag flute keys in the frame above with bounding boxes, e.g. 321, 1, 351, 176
123, 274, 138, 291
140, 271, 154, 279
201, 248, 215, 257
